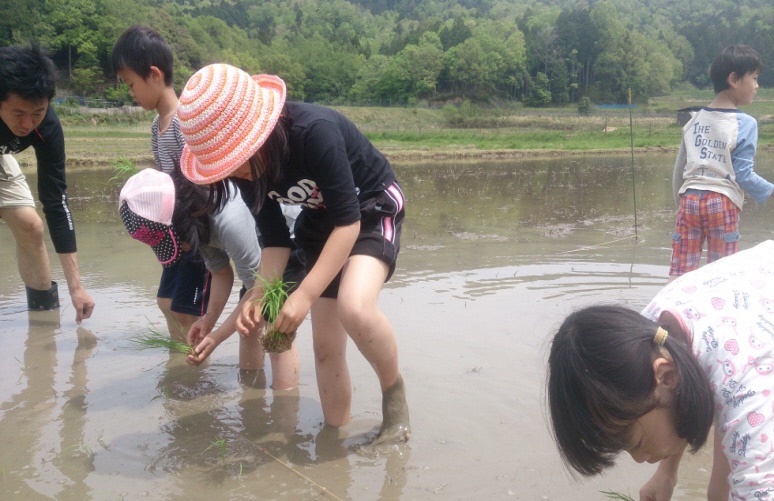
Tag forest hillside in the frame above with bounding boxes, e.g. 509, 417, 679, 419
2, 0, 773, 106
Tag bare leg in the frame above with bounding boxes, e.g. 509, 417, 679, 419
311, 298, 352, 426
239, 331, 266, 371
268, 344, 299, 390
708, 427, 730, 501
156, 297, 198, 343
338, 255, 410, 443
0, 206, 52, 290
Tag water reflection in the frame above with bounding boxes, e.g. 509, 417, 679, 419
2, 152, 773, 499
0, 311, 97, 499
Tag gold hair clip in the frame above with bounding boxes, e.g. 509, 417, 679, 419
654, 327, 669, 346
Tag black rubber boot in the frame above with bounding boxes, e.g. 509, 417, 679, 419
26, 281, 60, 310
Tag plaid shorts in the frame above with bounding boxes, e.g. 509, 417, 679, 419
669, 190, 740, 277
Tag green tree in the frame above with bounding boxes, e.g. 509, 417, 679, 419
525, 72, 552, 107
350, 54, 390, 103
438, 16, 471, 51
470, 19, 527, 100
442, 38, 488, 97
555, 7, 599, 95
292, 34, 363, 102
0, 0, 45, 46
376, 31, 443, 102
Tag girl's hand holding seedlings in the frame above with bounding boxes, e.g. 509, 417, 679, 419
273, 288, 314, 334
186, 335, 220, 366
187, 317, 214, 348
235, 288, 265, 337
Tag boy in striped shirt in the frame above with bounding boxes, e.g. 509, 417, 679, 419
112, 25, 210, 341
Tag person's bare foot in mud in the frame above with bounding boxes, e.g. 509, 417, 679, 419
373, 374, 410, 445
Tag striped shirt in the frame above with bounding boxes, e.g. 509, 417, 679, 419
151, 114, 185, 173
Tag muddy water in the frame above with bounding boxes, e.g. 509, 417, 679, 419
2, 152, 774, 500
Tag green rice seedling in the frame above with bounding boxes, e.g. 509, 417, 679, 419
257, 275, 291, 323
205, 438, 227, 467
62, 442, 95, 460
254, 275, 296, 353
600, 490, 635, 501
129, 328, 193, 356
108, 157, 137, 183
13, 357, 25, 371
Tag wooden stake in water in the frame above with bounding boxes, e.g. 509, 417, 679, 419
629, 87, 639, 240
629, 88, 639, 240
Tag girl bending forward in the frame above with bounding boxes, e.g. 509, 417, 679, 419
178, 64, 410, 444
548, 241, 774, 500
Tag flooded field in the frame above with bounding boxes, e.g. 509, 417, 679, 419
2, 152, 774, 499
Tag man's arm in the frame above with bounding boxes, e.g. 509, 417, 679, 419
57, 252, 94, 323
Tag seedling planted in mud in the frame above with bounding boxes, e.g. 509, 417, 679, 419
205, 438, 227, 467
254, 276, 296, 353
62, 442, 95, 460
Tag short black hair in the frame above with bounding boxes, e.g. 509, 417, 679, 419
547, 305, 714, 476
0, 44, 57, 103
112, 25, 174, 86
710, 44, 761, 94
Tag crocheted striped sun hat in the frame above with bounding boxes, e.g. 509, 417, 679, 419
178, 64, 286, 184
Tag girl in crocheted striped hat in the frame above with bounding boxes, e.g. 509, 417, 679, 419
178, 63, 410, 445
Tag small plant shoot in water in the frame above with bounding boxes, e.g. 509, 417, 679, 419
205, 437, 227, 467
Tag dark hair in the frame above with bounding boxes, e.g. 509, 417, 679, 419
547, 305, 714, 477
169, 170, 211, 256
0, 44, 57, 103
112, 25, 174, 86
710, 44, 761, 94
206, 113, 290, 214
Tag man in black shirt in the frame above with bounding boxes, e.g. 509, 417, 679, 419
0, 45, 94, 322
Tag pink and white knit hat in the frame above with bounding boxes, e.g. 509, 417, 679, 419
178, 64, 287, 184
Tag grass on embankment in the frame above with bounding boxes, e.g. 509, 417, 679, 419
12, 89, 774, 168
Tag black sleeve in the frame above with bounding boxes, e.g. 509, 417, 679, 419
232, 177, 292, 249
301, 121, 361, 225
35, 108, 76, 254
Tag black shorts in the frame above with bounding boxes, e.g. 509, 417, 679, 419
239, 246, 307, 299
157, 251, 211, 316
294, 182, 405, 299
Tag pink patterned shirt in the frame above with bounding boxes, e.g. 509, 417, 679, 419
643, 240, 774, 500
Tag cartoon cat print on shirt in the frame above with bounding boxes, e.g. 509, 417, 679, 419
760, 297, 774, 315
684, 306, 705, 320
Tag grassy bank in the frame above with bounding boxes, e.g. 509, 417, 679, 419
13, 89, 774, 169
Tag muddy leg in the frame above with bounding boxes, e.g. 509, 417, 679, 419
374, 374, 410, 444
